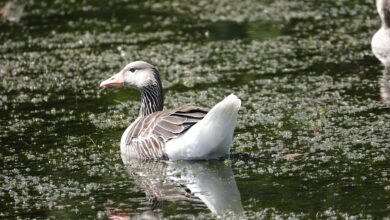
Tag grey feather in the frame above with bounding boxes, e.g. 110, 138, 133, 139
125, 107, 209, 159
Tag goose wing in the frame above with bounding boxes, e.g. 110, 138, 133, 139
123, 107, 208, 159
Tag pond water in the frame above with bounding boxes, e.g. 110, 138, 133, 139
1, 0, 389, 219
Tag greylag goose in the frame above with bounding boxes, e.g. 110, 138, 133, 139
372, 0, 390, 67
100, 61, 241, 160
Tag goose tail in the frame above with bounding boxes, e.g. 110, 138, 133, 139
166, 94, 241, 160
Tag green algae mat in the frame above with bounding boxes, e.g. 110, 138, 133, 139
1, 0, 389, 219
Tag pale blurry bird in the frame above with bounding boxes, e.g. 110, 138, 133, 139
372, 0, 390, 67
0, 0, 24, 22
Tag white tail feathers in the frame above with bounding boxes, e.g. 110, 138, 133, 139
165, 94, 241, 160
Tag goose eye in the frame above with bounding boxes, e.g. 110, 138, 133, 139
129, 68, 136, 73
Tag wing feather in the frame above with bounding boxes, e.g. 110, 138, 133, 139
125, 106, 208, 159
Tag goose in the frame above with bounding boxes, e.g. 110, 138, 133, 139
100, 61, 241, 161
372, 0, 390, 67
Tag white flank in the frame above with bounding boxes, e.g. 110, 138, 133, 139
120, 117, 140, 158
165, 94, 241, 160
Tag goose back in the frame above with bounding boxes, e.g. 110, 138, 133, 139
121, 107, 208, 160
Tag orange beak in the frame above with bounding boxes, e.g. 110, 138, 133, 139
100, 72, 125, 88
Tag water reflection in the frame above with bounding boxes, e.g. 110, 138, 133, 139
112, 158, 243, 218
379, 67, 390, 105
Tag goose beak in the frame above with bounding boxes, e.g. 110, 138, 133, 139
100, 72, 125, 88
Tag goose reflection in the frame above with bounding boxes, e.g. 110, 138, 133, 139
379, 67, 390, 105
109, 158, 243, 218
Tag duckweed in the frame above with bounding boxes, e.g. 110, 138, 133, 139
0, 0, 389, 219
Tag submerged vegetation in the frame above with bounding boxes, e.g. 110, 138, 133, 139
0, 0, 389, 219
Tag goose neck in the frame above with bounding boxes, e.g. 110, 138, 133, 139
139, 84, 164, 117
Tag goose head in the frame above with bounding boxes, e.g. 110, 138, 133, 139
376, 0, 390, 28
100, 61, 161, 90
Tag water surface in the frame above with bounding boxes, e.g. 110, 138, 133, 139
0, 0, 389, 219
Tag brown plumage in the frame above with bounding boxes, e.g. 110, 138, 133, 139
123, 107, 208, 159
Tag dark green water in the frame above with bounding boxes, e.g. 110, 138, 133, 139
1, 0, 389, 219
